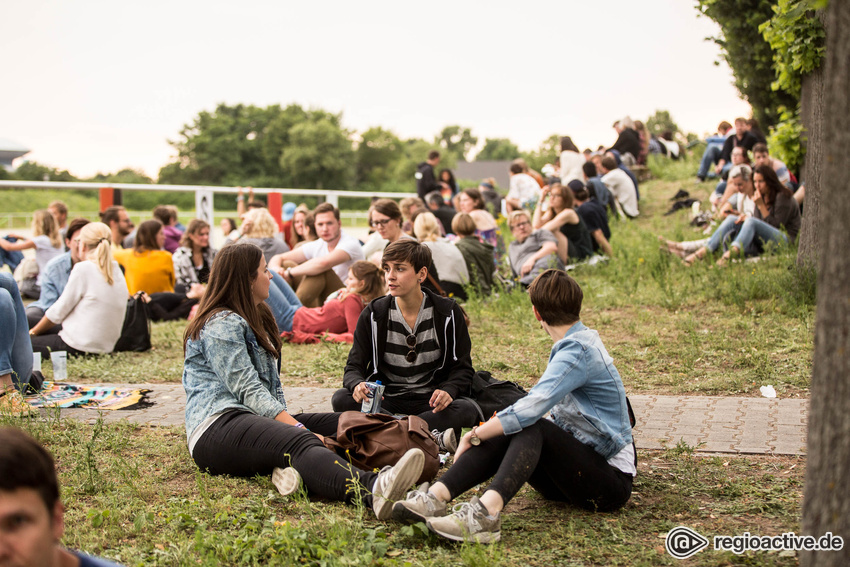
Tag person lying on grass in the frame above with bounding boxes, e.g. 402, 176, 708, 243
392, 269, 636, 543
272, 260, 386, 343
182, 242, 425, 520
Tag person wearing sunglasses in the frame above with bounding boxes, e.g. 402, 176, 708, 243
332, 239, 478, 452
507, 210, 563, 287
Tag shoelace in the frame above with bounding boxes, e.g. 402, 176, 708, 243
405, 488, 439, 511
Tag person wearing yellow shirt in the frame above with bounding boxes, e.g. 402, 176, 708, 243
113, 220, 175, 294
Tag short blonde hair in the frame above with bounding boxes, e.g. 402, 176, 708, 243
413, 212, 442, 242
508, 210, 531, 229
243, 208, 278, 238
451, 213, 477, 237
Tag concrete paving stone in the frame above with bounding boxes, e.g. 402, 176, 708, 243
738, 446, 773, 454
699, 441, 737, 453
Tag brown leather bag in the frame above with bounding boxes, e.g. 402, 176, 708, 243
323, 412, 440, 484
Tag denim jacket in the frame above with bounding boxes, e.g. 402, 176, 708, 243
182, 310, 286, 440
497, 322, 633, 460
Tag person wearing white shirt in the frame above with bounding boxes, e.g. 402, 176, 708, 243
599, 156, 639, 219
506, 164, 542, 213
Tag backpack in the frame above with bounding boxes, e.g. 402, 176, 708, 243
463, 370, 528, 423
323, 412, 440, 484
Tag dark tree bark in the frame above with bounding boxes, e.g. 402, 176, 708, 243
796, 10, 826, 269
801, 2, 850, 566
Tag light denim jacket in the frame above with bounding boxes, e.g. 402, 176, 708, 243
182, 310, 286, 440
497, 321, 633, 460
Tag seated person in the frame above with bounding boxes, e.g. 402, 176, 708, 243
506, 163, 541, 213
391, 270, 636, 543
752, 143, 793, 188
152, 205, 184, 253
452, 213, 495, 297
599, 156, 639, 219
457, 188, 504, 264
183, 242, 425, 518
235, 207, 290, 262
172, 219, 217, 290
414, 212, 469, 300
332, 240, 479, 443
425, 191, 457, 236
714, 117, 758, 179
507, 210, 563, 286
114, 220, 175, 295
399, 197, 426, 236
0, 273, 34, 414
532, 182, 593, 264
0, 209, 65, 299
572, 186, 613, 256
0, 427, 126, 565
269, 203, 365, 308
696, 121, 733, 181
29, 223, 128, 359
26, 218, 90, 330
268, 260, 385, 342
581, 162, 614, 214
710, 146, 749, 210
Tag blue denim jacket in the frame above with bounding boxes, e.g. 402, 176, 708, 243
30, 252, 72, 312
497, 322, 633, 460
182, 311, 286, 439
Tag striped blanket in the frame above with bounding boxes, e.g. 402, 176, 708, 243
25, 382, 152, 410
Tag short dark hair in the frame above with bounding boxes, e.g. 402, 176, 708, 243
314, 202, 340, 222
48, 200, 68, 216
582, 161, 598, 178
528, 270, 583, 326
509, 163, 524, 174
370, 199, 403, 222
718, 121, 733, 133
152, 205, 175, 225
382, 239, 432, 273
0, 427, 59, 512
600, 156, 617, 171
100, 205, 126, 225
65, 217, 90, 242
425, 191, 444, 207
752, 143, 769, 155
573, 187, 590, 201
428, 150, 441, 161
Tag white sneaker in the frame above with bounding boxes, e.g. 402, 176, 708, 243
371, 448, 425, 520
271, 467, 302, 497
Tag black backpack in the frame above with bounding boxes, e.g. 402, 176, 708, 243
463, 370, 528, 423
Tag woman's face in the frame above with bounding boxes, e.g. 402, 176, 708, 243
384, 260, 424, 299
371, 210, 400, 241
220, 219, 232, 234
251, 256, 272, 305
549, 188, 565, 211
293, 212, 306, 236
458, 193, 474, 213
440, 171, 450, 182
345, 269, 364, 293
189, 227, 210, 250
155, 229, 166, 250
754, 173, 766, 195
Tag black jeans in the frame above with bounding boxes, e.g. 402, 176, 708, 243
148, 293, 198, 321
26, 306, 61, 334
331, 388, 479, 434
192, 411, 378, 504
30, 334, 85, 360
439, 419, 634, 512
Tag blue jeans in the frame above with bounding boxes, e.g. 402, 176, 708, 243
0, 237, 25, 271
0, 273, 33, 388
697, 144, 723, 179
265, 271, 302, 332
705, 215, 741, 253
731, 218, 789, 253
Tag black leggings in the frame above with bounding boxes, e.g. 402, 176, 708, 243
331, 388, 479, 435
148, 293, 198, 321
192, 411, 378, 505
30, 334, 85, 360
439, 419, 633, 512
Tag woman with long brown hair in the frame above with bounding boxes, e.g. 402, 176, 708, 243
182, 242, 424, 516
532, 182, 593, 264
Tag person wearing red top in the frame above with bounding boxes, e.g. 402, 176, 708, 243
275, 261, 385, 343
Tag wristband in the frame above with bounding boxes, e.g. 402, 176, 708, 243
294, 422, 306, 429
236, 196, 244, 202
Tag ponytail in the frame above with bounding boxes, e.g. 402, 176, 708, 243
78, 222, 115, 285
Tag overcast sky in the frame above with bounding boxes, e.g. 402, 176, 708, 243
2, 0, 753, 180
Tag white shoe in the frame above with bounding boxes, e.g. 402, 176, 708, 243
272, 467, 302, 497
371, 448, 425, 520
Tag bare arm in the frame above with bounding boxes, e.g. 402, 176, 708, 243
541, 209, 579, 234
291, 248, 352, 277
0, 238, 35, 252
29, 315, 57, 336
591, 229, 613, 257
269, 248, 308, 273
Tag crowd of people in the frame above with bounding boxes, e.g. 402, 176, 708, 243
0, 114, 806, 552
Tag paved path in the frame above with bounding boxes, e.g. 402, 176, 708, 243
56, 385, 808, 456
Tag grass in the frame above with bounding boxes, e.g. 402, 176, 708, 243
10, 151, 814, 565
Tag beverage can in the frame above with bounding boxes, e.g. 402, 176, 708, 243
50, 351, 68, 381
360, 381, 385, 414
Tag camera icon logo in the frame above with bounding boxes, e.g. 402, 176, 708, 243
665, 526, 709, 559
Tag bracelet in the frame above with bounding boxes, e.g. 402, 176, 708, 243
294, 422, 306, 429
236, 196, 244, 202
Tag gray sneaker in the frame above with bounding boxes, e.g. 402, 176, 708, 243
426, 496, 501, 543
391, 482, 448, 524
372, 448, 425, 520
431, 428, 458, 454
271, 467, 302, 497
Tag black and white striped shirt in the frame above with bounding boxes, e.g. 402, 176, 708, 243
381, 294, 442, 397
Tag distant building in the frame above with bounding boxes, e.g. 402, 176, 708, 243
454, 160, 511, 192
0, 138, 31, 171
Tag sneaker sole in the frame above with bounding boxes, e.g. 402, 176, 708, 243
391, 500, 443, 524
271, 467, 302, 497
426, 519, 501, 544
373, 449, 425, 521
443, 429, 458, 454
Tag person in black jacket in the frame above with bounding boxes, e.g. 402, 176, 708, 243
416, 150, 448, 200
332, 240, 478, 437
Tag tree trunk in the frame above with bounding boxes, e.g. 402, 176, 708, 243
796, 10, 827, 269
800, 2, 850, 566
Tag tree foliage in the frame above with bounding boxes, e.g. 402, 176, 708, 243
646, 110, 680, 136
520, 134, 560, 174
356, 127, 404, 188
12, 161, 78, 182
696, 0, 798, 129
476, 138, 519, 162
435, 125, 478, 162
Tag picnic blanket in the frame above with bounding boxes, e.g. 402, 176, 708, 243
25, 382, 153, 410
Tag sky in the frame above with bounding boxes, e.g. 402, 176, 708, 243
1, 0, 753, 180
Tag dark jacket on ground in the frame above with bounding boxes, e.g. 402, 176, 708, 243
416, 162, 442, 200
343, 288, 474, 400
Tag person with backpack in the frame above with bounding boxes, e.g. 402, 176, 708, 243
392, 270, 636, 543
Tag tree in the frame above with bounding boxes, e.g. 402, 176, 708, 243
356, 127, 403, 188
435, 125, 477, 161
89, 168, 153, 184
521, 134, 561, 173
801, 2, 850, 565
13, 161, 77, 182
695, 0, 798, 129
476, 138, 519, 162
279, 118, 355, 189
645, 110, 680, 137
